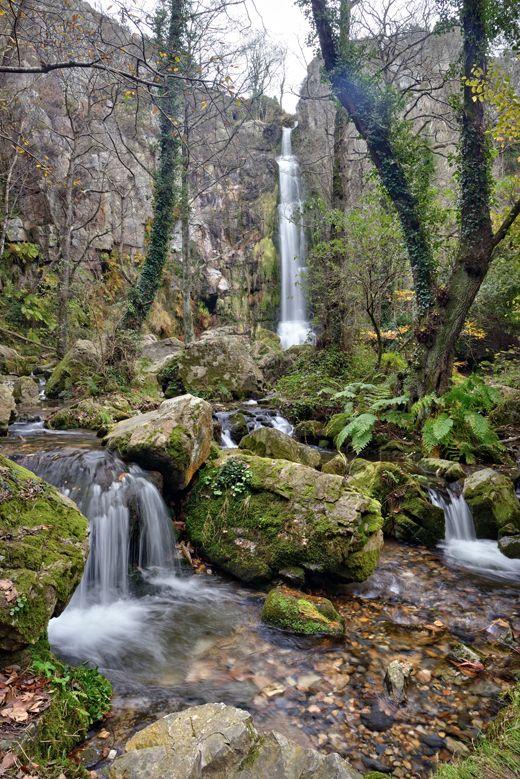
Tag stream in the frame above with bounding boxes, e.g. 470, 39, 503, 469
2, 419, 519, 777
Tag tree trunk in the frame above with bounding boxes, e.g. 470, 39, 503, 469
180, 91, 194, 344
57, 169, 74, 357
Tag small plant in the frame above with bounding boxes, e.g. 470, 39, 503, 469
9, 594, 28, 619
208, 459, 252, 498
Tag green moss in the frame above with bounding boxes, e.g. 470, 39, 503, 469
166, 426, 191, 469
261, 586, 345, 636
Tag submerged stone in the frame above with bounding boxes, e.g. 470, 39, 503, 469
184, 452, 383, 585
463, 468, 520, 539
0, 454, 88, 651
261, 586, 345, 636
109, 702, 361, 778
239, 426, 321, 469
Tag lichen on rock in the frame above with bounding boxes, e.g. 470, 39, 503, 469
239, 426, 321, 469
463, 468, 520, 539
261, 586, 345, 636
45, 339, 101, 398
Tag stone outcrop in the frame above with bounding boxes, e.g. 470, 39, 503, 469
261, 586, 345, 637
109, 702, 361, 779
45, 339, 101, 398
158, 334, 265, 402
0, 384, 16, 435
185, 452, 383, 585
239, 427, 321, 469
0, 454, 88, 651
105, 394, 213, 491
347, 459, 445, 547
463, 468, 520, 540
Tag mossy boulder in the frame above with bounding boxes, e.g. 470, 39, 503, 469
463, 469, 520, 539
322, 454, 348, 476
294, 420, 328, 446
184, 452, 384, 585
239, 427, 321, 469
46, 395, 145, 435
139, 335, 184, 374
0, 455, 88, 651
347, 459, 445, 547
13, 375, 40, 407
228, 411, 249, 441
417, 458, 465, 483
498, 535, 520, 559
158, 334, 265, 402
0, 383, 16, 435
0, 344, 25, 375
105, 394, 213, 491
45, 339, 101, 398
261, 586, 345, 636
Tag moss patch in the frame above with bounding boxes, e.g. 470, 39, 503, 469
261, 586, 345, 636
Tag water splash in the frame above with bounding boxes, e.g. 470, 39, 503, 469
277, 126, 313, 349
214, 406, 294, 449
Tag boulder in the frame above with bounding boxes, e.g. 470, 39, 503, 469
140, 336, 184, 374
46, 396, 137, 435
347, 460, 445, 547
0, 383, 16, 434
239, 427, 321, 469
185, 452, 383, 585
105, 394, 213, 491
417, 458, 465, 483
463, 468, 520, 538
228, 411, 249, 441
0, 344, 25, 375
294, 420, 328, 446
13, 375, 40, 407
322, 454, 348, 476
45, 339, 101, 398
498, 535, 520, 559
158, 334, 265, 402
109, 702, 360, 779
261, 586, 345, 636
0, 454, 88, 651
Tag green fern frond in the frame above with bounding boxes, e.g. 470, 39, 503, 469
335, 413, 377, 454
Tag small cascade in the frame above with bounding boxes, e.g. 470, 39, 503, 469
16, 449, 177, 604
277, 126, 313, 349
214, 406, 294, 449
214, 411, 238, 449
429, 487, 520, 582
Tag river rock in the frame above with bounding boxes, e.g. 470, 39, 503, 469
109, 702, 361, 779
46, 394, 157, 435
294, 420, 327, 446
0, 454, 88, 651
383, 659, 413, 703
239, 427, 321, 469
261, 586, 345, 636
0, 383, 16, 435
347, 459, 445, 547
185, 452, 383, 584
140, 335, 184, 373
158, 334, 265, 401
12, 375, 40, 406
417, 457, 465, 483
462, 468, 520, 538
45, 339, 101, 398
105, 394, 213, 490
0, 344, 25, 375
497, 534, 520, 559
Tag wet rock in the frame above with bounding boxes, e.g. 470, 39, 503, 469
0, 453, 88, 651
228, 411, 249, 441
463, 468, 520, 538
498, 534, 520, 559
449, 643, 483, 665
278, 566, 306, 587
12, 375, 39, 407
362, 760, 392, 775
158, 333, 265, 402
416, 668, 432, 684
485, 618, 515, 646
262, 586, 345, 637
417, 458, 465, 483
360, 701, 395, 732
185, 452, 384, 584
105, 394, 213, 491
0, 383, 16, 435
45, 339, 101, 398
109, 702, 361, 778
383, 659, 413, 703
239, 427, 321, 469
420, 733, 446, 750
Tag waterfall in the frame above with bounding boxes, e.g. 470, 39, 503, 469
277, 126, 312, 349
16, 449, 177, 605
429, 488, 520, 582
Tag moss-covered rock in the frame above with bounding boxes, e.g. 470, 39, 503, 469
184, 452, 383, 585
0, 344, 25, 375
463, 469, 520, 539
105, 394, 213, 491
498, 534, 520, 559
158, 334, 265, 402
45, 339, 101, 398
0, 383, 16, 435
0, 455, 88, 651
228, 411, 249, 441
417, 458, 465, 483
294, 420, 328, 446
239, 427, 321, 469
261, 586, 345, 636
322, 454, 348, 476
347, 459, 445, 547
12, 375, 39, 407
46, 394, 152, 435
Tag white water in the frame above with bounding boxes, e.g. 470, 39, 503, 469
429, 488, 520, 582
215, 406, 294, 449
277, 126, 313, 349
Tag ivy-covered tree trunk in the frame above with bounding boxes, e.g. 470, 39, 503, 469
121, 0, 185, 333
180, 85, 195, 343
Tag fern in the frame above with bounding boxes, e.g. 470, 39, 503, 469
422, 414, 454, 453
335, 413, 377, 454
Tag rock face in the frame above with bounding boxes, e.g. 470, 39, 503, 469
45, 339, 101, 398
0, 454, 88, 651
109, 702, 361, 779
105, 394, 213, 490
0, 384, 16, 435
239, 427, 321, 469
463, 469, 520, 539
261, 586, 345, 637
185, 452, 383, 584
158, 334, 265, 401
347, 460, 445, 547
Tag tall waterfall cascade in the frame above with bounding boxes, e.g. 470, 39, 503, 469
277, 126, 313, 349
429, 488, 520, 582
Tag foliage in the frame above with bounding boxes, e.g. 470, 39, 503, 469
202, 458, 252, 498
